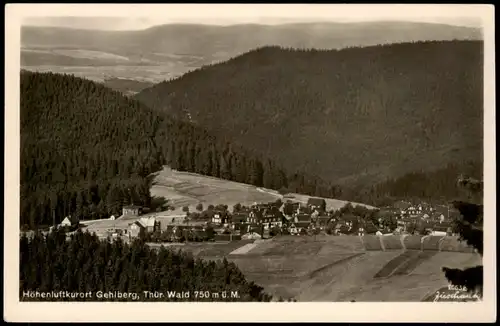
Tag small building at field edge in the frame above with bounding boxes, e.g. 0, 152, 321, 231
122, 205, 143, 217
60, 215, 79, 227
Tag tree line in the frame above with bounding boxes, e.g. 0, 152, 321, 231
342, 161, 483, 207
20, 229, 274, 301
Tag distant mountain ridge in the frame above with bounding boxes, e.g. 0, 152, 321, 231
21, 21, 482, 82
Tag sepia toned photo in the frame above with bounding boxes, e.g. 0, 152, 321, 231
4, 3, 496, 322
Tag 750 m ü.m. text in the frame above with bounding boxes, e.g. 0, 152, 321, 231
143, 290, 240, 300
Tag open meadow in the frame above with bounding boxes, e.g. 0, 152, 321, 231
155, 235, 482, 302
150, 166, 374, 213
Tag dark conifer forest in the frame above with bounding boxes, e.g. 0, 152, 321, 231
20, 229, 273, 301
135, 40, 483, 188
20, 71, 340, 228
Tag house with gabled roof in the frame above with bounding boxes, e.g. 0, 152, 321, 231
307, 197, 326, 212
128, 220, 145, 238
393, 200, 411, 210
283, 202, 300, 217
122, 205, 143, 217
336, 224, 351, 235
139, 216, 158, 233
317, 214, 331, 226
294, 217, 311, 230
359, 221, 378, 235
60, 215, 79, 227
288, 223, 299, 235
262, 207, 284, 229
294, 212, 311, 225
211, 208, 229, 225
232, 212, 249, 225
296, 205, 311, 215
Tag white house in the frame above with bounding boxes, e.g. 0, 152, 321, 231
212, 212, 222, 225
122, 205, 142, 217
60, 215, 79, 227
289, 223, 298, 235
139, 217, 157, 233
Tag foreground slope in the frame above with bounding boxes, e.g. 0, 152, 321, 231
168, 236, 482, 301
136, 40, 483, 186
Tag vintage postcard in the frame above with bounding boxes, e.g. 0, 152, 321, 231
4, 3, 496, 322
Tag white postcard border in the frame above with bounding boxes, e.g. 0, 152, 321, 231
4, 4, 496, 323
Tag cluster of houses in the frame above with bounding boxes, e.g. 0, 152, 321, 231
205, 198, 333, 237
377, 200, 457, 236
47, 197, 458, 243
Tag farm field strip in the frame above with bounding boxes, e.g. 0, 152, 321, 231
307, 252, 366, 279
229, 243, 259, 255
373, 250, 418, 278
391, 251, 438, 276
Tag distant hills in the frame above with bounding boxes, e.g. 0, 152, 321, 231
102, 77, 154, 96
135, 40, 484, 186
21, 22, 482, 82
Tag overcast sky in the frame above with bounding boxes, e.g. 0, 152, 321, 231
19, 4, 485, 30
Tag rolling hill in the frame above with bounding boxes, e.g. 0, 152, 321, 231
21, 21, 482, 83
135, 40, 484, 187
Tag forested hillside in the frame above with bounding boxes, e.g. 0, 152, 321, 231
347, 161, 483, 206
20, 71, 341, 228
20, 229, 273, 301
135, 40, 483, 186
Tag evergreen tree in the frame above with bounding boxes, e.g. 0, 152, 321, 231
442, 176, 484, 296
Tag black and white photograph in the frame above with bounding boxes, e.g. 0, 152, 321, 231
4, 3, 496, 322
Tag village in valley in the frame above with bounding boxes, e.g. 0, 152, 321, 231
41, 194, 458, 245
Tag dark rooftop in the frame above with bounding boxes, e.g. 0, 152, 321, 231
123, 205, 142, 209
307, 198, 326, 206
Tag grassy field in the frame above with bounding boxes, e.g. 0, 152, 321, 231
149, 240, 255, 259
159, 235, 482, 302
150, 166, 374, 213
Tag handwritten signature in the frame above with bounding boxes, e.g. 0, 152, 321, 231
432, 285, 481, 302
